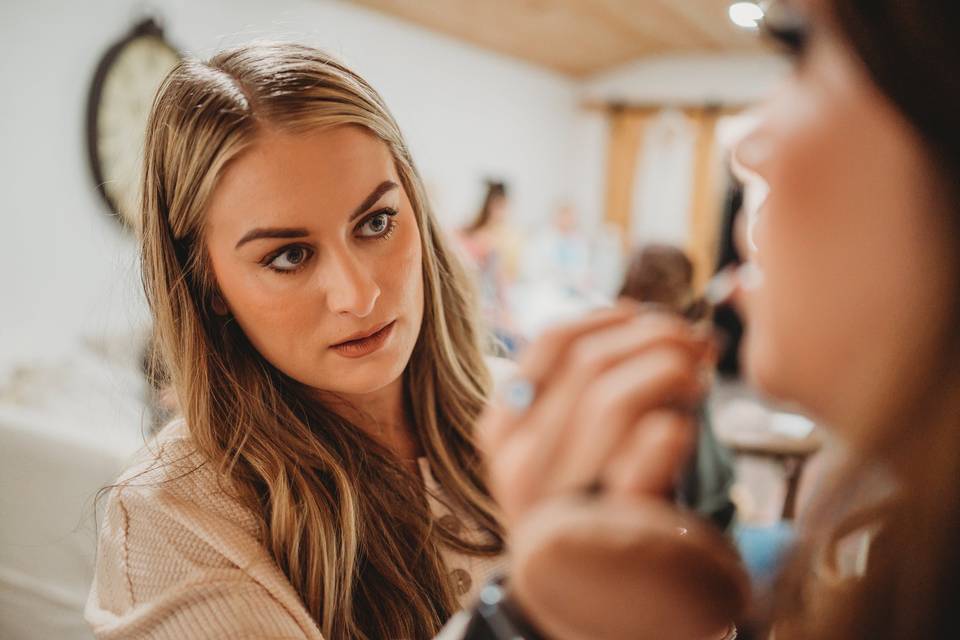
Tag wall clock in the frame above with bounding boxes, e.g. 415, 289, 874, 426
86, 18, 181, 229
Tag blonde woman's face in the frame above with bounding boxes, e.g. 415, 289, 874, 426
734, 3, 957, 434
204, 125, 424, 397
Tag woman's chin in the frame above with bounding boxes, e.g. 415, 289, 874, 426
742, 329, 792, 403
742, 333, 835, 430
310, 354, 408, 397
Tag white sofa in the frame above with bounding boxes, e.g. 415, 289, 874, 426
0, 342, 147, 640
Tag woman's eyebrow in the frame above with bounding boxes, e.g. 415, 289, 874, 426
234, 181, 398, 250
235, 227, 309, 250
349, 180, 398, 222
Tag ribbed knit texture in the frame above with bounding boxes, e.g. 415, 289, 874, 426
85, 421, 502, 639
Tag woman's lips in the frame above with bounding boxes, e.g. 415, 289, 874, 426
329, 320, 396, 359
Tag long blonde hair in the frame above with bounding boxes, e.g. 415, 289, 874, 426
140, 42, 503, 639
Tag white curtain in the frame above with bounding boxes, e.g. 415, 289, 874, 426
629, 108, 696, 248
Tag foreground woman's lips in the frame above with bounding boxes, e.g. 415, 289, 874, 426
330, 320, 396, 358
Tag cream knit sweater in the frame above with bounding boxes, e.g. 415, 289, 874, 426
84, 420, 502, 639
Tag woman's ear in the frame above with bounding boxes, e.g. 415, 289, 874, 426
211, 292, 229, 316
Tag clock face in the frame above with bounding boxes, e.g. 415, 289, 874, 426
92, 32, 180, 229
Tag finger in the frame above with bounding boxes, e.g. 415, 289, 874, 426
500, 313, 708, 456
480, 304, 638, 452
478, 311, 708, 524
603, 409, 698, 498
544, 344, 705, 492
514, 303, 639, 389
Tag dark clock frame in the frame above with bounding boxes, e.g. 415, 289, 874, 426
85, 17, 180, 228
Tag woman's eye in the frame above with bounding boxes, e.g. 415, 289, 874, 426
357, 210, 397, 238
268, 246, 311, 272
762, 3, 811, 60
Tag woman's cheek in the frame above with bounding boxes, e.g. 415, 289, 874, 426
741, 190, 825, 408
387, 220, 424, 320
740, 125, 837, 404
741, 263, 792, 402
403, 234, 424, 302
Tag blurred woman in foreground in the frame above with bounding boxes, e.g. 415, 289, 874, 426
477, 0, 960, 638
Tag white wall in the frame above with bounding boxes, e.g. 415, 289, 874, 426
0, 0, 578, 363
582, 52, 789, 107
566, 110, 610, 230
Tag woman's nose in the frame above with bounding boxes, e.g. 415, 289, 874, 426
323, 248, 380, 318
730, 118, 772, 261
732, 118, 772, 179
734, 205, 754, 263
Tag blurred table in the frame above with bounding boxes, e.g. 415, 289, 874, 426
720, 424, 823, 519
710, 385, 824, 521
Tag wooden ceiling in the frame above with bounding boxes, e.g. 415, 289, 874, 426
346, 0, 764, 77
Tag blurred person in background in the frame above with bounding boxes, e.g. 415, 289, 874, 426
521, 203, 592, 298
618, 244, 736, 531
510, 203, 617, 342
458, 180, 522, 353
619, 243, 703, 319
472, 0, 960, 639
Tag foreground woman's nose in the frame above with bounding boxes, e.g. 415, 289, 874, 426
323, 249, 380, 317
731, 116, 772, 179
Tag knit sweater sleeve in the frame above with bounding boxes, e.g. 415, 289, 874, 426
84, 429, 479, 640
84, 477, 324, 640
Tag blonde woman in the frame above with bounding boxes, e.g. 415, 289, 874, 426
84, 42, 512, 640
86, 42, 740, 640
